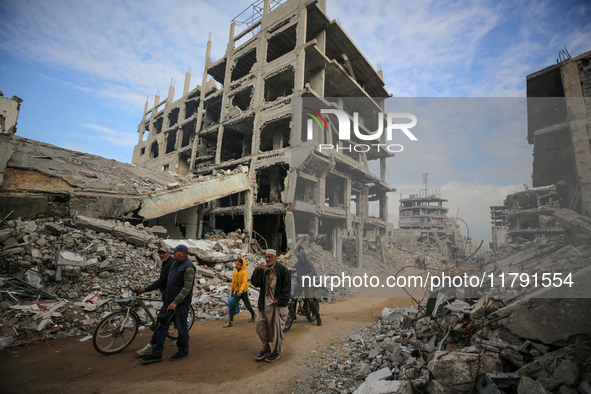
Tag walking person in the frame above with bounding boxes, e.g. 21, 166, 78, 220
223, 258, 256, 327
251, 249, 290, 363
141, 244, 195, 364
136, 245, 175, 356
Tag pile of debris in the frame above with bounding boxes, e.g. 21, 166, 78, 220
293, 235, 591, 393
0, 215, 260, 350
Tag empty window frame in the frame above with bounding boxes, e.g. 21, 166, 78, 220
231, 48, 257, 82
267, 25, 297, 63
264, 68, 294, 102
259, 117, 290, 152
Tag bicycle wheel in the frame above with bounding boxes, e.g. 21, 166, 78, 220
93, 311, 139, 355
167, 305, 195, 339
283, 299, 296, 332
305, 299, 320, 322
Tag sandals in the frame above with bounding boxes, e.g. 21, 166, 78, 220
249, 316, 256, 323
223, 322, 233, 328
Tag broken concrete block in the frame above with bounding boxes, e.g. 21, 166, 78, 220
428, 351, 502, 393
24, 221, 37, 233
425, 379, 445, 394
365, 367, 391, 381
43, 222, 68, 235
111, 225, 155, 246
553, 359, 579, 386
73, 215, 116, 234
501, 298, 591, 345
194, 266, 215, 278
0, 227, 17, 242
96, 246, 107, 257
31, 249, 42, 259
2, 237, 19, 248
518, 376, 547, 394
25, 269, 44, 289
368, 348, 379, 359
353, 380, 411, 394
381, 307, 409, 326
57, 251, 87, 267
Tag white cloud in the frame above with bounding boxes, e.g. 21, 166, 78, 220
80, 123, 138, 147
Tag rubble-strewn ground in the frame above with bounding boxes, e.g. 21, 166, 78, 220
0, 297, 404, 393
2, 215, 591, 393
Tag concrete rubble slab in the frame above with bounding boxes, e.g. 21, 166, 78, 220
353, 380, 411, 394
138, 169, 251, 219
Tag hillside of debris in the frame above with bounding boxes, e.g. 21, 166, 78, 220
293, 230, 591, 394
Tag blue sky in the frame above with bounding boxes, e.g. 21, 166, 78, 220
1, 0, 590, 244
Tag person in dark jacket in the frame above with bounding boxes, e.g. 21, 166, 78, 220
293, 249, 321, 326
251, 249, 290, 363
141, 244, 195, 364
136, 245, 175, 356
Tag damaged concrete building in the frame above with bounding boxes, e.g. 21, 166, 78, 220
526, 49, 591, 222
0, 92, 22, 136
0, 134, 252, 241
490, 185, 563, 250
393, 174, 470, 261
131, 0, 393, 265
490, 205, 508, 252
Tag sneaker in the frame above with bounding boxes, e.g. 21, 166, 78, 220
223, 321, 233, 328
136, 343, 154, 356
255, 350, 271, 361
316, 314, 322, 326
169, 352, 189, 361
264, 353, 280, 363
140, 355, 162, 364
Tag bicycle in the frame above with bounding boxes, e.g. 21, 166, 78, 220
283, 274, 320, 332
92, 292, 195, 355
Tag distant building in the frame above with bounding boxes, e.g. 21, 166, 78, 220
490, 205, 508, 251
394, 174, 464, 260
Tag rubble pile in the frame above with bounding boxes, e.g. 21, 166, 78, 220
293, 239, 591, 394
0, 215, 261, 350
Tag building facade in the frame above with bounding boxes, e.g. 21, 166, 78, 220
131, 0, 392, 266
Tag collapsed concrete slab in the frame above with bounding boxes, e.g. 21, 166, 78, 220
138, 167, 251, 219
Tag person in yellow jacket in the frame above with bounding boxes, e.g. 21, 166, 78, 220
224, 258, 256, 327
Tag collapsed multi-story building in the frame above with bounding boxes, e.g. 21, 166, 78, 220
491, 185, 563, 248
131, 0, 393, 266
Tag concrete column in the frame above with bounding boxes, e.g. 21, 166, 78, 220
197, 205, 204, 239
293, 5, 308, 92
183, 71, 191, 97
309, 29, 326, 96
270, 166, 281, 203
138, 100, 149, 144
245, 190, 253, 247
562, 62, 591, 216
357, 184, 369, 268
189, 37, 212, 170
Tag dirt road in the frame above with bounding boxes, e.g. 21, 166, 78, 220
0, 298, 412, 393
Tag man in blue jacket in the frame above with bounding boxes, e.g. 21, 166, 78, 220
251, 249, 290, 363
141, 244, 195, 364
